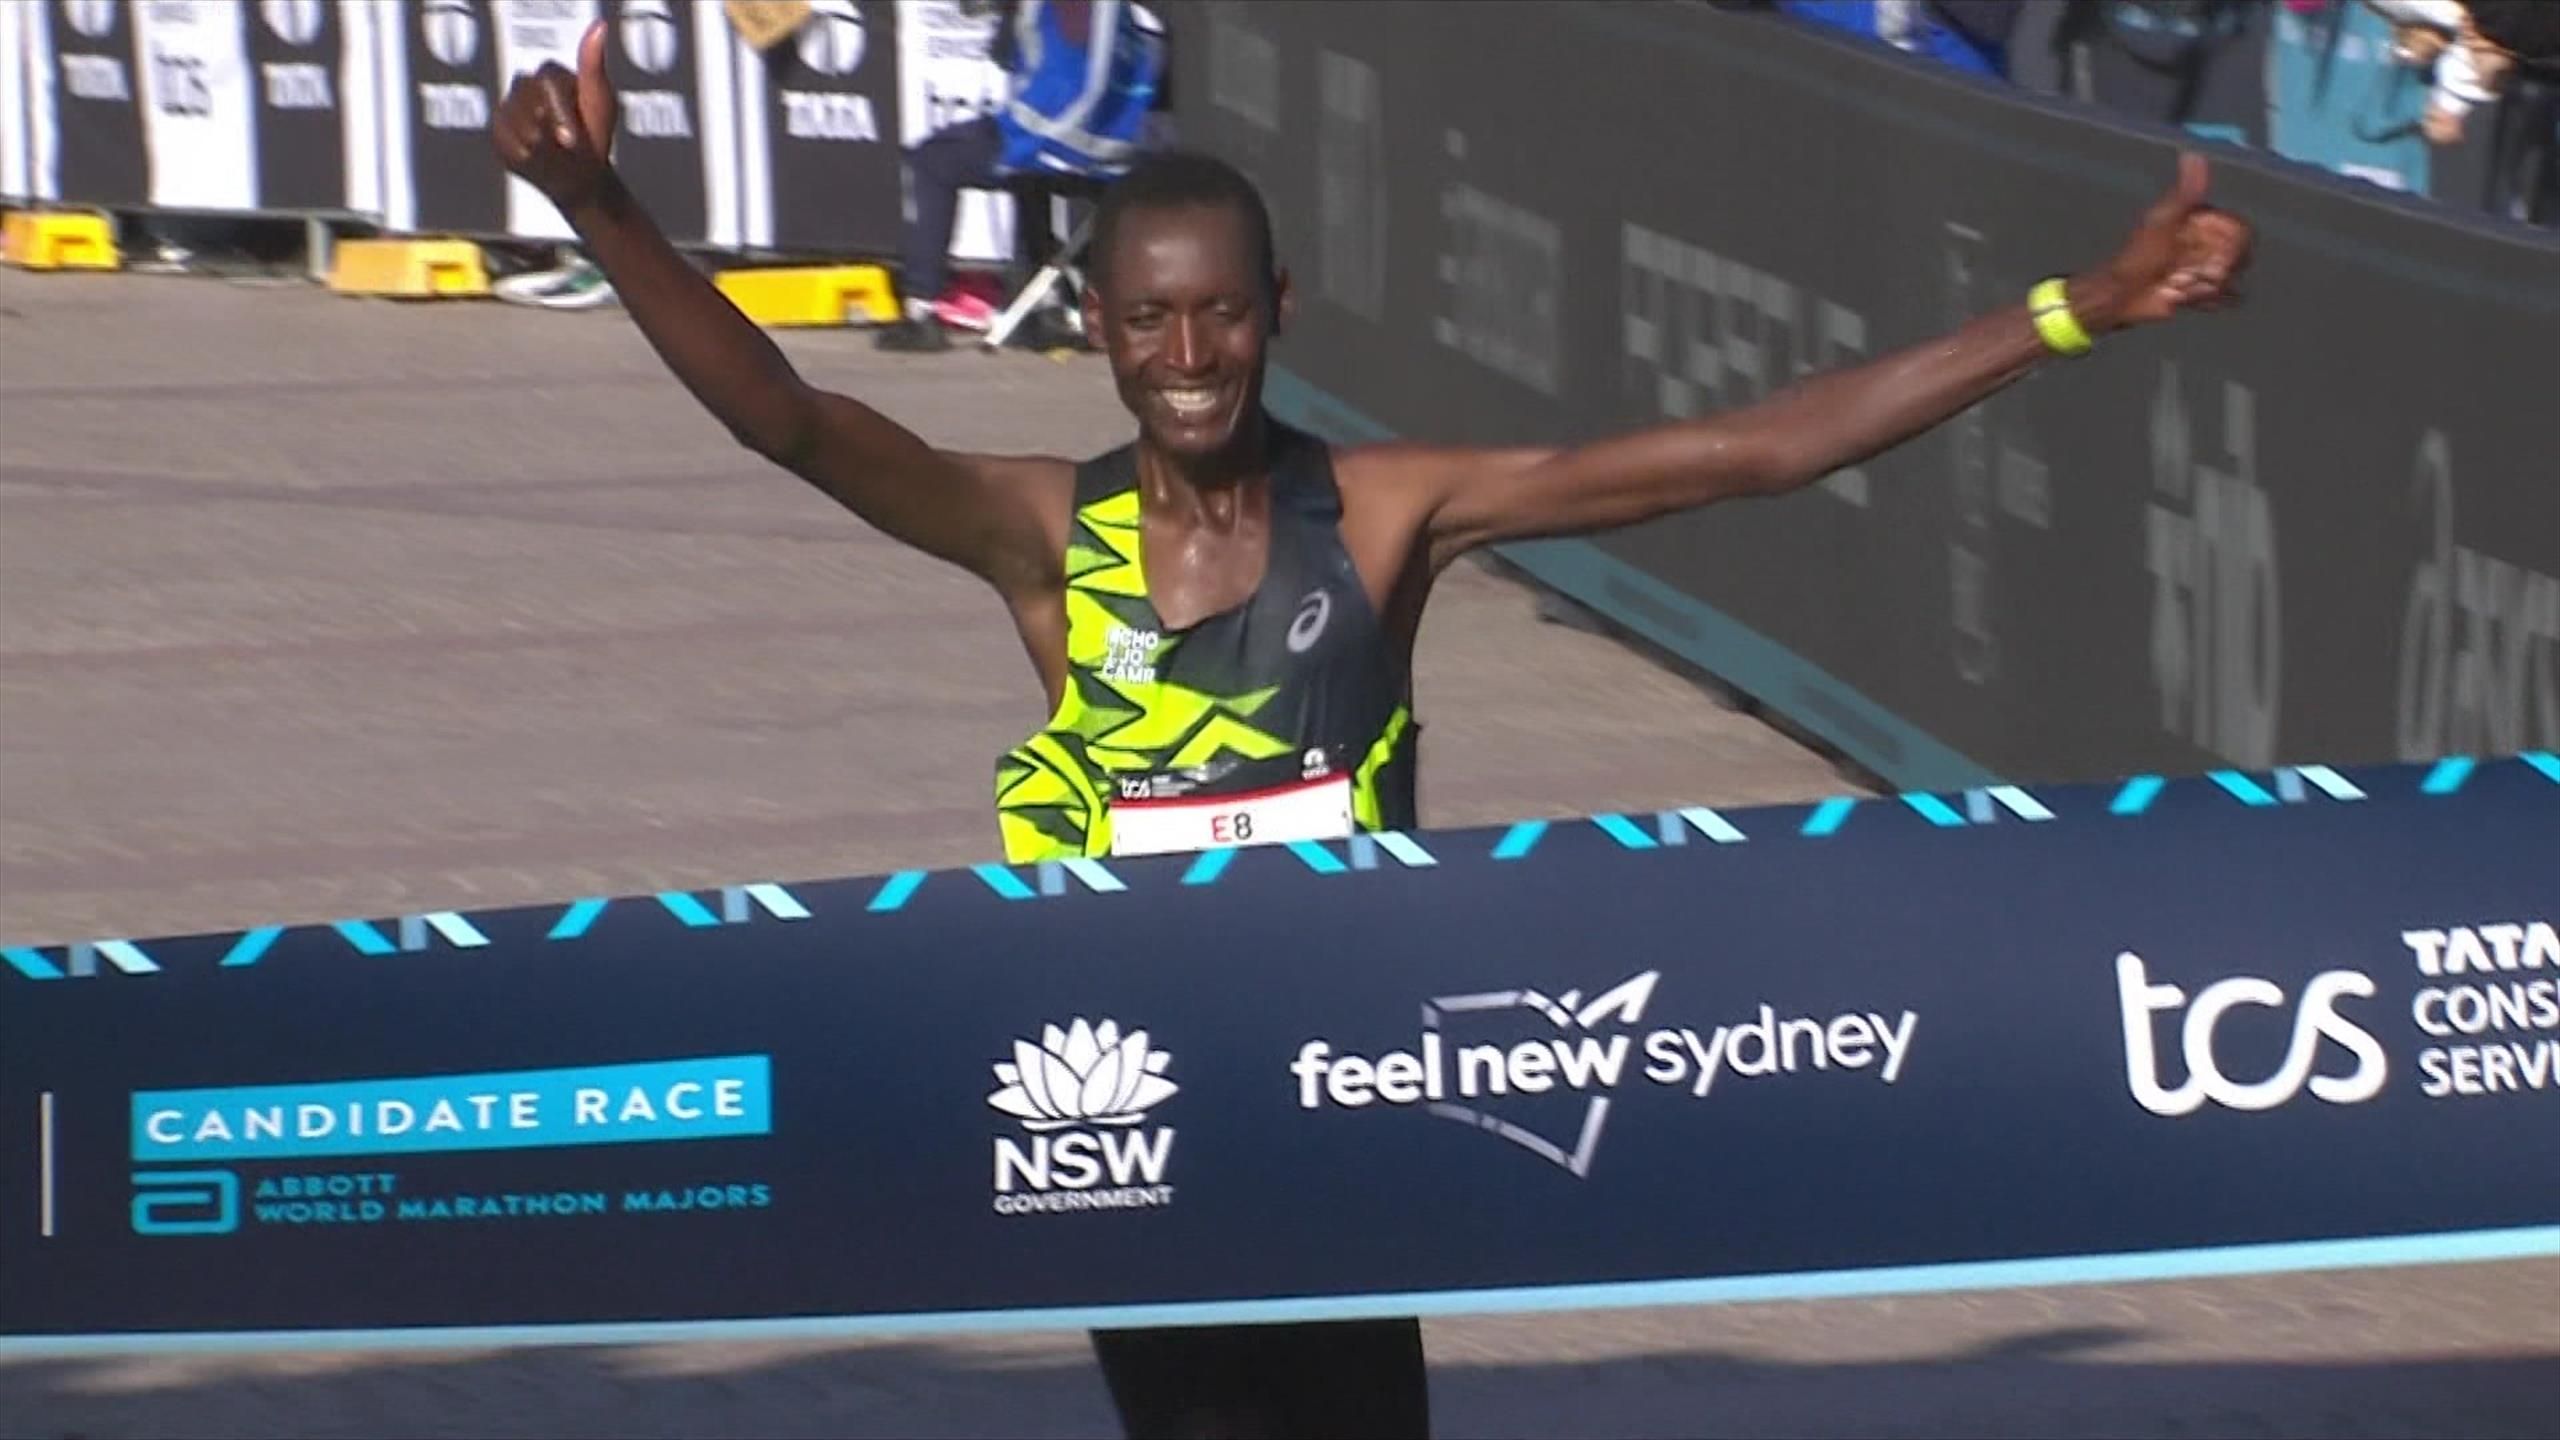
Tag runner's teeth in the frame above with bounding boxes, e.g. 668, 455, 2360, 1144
1163, 389, 1218, 416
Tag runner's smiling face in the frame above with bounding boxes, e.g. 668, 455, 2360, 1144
1086, 203, 1289, 465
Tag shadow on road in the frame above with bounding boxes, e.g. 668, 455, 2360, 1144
6, 1321, 2557, 1439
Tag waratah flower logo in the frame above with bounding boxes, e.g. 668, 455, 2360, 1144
988, 1018, 1177, 1131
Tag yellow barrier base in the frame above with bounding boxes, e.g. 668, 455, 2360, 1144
715, 264, 899, 327
2, 211, 120, 271
327, 238, 490, 298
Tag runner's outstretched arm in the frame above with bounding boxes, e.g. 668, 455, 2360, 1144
1414, 153, 2252, 571
491, 21, 1057, 596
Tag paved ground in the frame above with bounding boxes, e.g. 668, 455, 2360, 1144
3, 267, 2557, 1438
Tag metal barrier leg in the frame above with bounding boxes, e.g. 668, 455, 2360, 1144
304, 214, 333, 285
982, 212, 1096, 352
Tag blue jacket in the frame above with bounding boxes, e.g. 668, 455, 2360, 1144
995, 0, 1164, 177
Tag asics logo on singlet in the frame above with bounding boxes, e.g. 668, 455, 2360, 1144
1286, 589, 1333, 654
1293, 972, 1919, 1178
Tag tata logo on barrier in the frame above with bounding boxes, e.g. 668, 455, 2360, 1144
262, 0, 325, 46
613, 0, 691, 137
796, 0, 866, 76
1293, 972, 1919, 1178
619, 0, 679, 75
987, 1017, 1178, 1216
260, 0, 333, 111
421, 0, 479, 69
2114, 952, 2387, 1118
61, 0, 118, 41
778, 0, 879, 143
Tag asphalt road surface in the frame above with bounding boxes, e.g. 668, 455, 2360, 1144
4, 269, 2555, 1439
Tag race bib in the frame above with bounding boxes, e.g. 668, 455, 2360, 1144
1106, 752, 1355, 859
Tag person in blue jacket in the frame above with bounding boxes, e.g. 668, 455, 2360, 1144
877, 0, 1164, 352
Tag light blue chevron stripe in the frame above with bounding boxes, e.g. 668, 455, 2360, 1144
971, 865, 1036, 901
2110, 775, 2166, 814
218, 927, 285, 967
2209, 771, 2278, 806
866, 871, 927, 913
1287, 841, 1349, 875
330, 921, 397, 956
1490, 821, 1548, 860
1591, 814, 1658, 849
1181, 848, 1237, 885
1801, 798, 1857, 836
1659, 807, 1747, 844
2421, 756, 2475, 795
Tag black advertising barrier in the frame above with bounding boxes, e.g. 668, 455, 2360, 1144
388, 0, 505, 235
600, 0, 719, 248
37, 0, 149, 206
243, 0, 369, 215
8, 755, 2560, 1351
1172, 0, 2560, 797
734, 0, 902, 257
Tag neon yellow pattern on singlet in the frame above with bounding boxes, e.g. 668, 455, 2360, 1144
993, 484, 1412, 863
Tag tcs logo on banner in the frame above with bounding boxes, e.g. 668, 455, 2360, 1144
2114, 952, 2387, 1117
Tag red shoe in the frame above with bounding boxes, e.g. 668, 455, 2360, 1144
933, 292, 999, 332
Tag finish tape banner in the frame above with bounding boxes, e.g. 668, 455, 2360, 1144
7, 756, 2560, 1352
1174, 0, 2560, 798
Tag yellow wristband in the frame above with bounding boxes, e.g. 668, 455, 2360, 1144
2029, 277, 2093, 358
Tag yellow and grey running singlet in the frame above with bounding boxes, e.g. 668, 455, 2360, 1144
995, 423, 1419, 864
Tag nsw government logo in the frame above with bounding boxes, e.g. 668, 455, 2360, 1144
988, 1017, 1178, 1216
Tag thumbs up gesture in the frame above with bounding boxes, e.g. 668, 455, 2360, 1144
2078, 152, 2256, 333
491, 19, 620, 213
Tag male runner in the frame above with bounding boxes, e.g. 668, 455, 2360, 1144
494, 20, 2250, 1439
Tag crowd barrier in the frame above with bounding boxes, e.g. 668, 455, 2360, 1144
6, 754, 2560, 1351
0, 0, 1020, 262
1173, 0, 2560, 795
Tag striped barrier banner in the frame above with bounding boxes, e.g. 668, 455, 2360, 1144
4, 754, 2557, 1353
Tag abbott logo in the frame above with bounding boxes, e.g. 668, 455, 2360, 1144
132, 1169, 240, 1236
619, 0, 679, 75
421, 0, 478, 69
796, 0, 866, 77
2115, 952, 2387, 1118
988, 1017, 1178, 1215
261, 0, 324, 46
62, 0, 118, 40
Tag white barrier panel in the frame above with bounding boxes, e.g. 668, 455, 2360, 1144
896, 0, 1012, 265
2, 1, 29, 201
494, 0, 593, 240
136, 0, 257, 211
